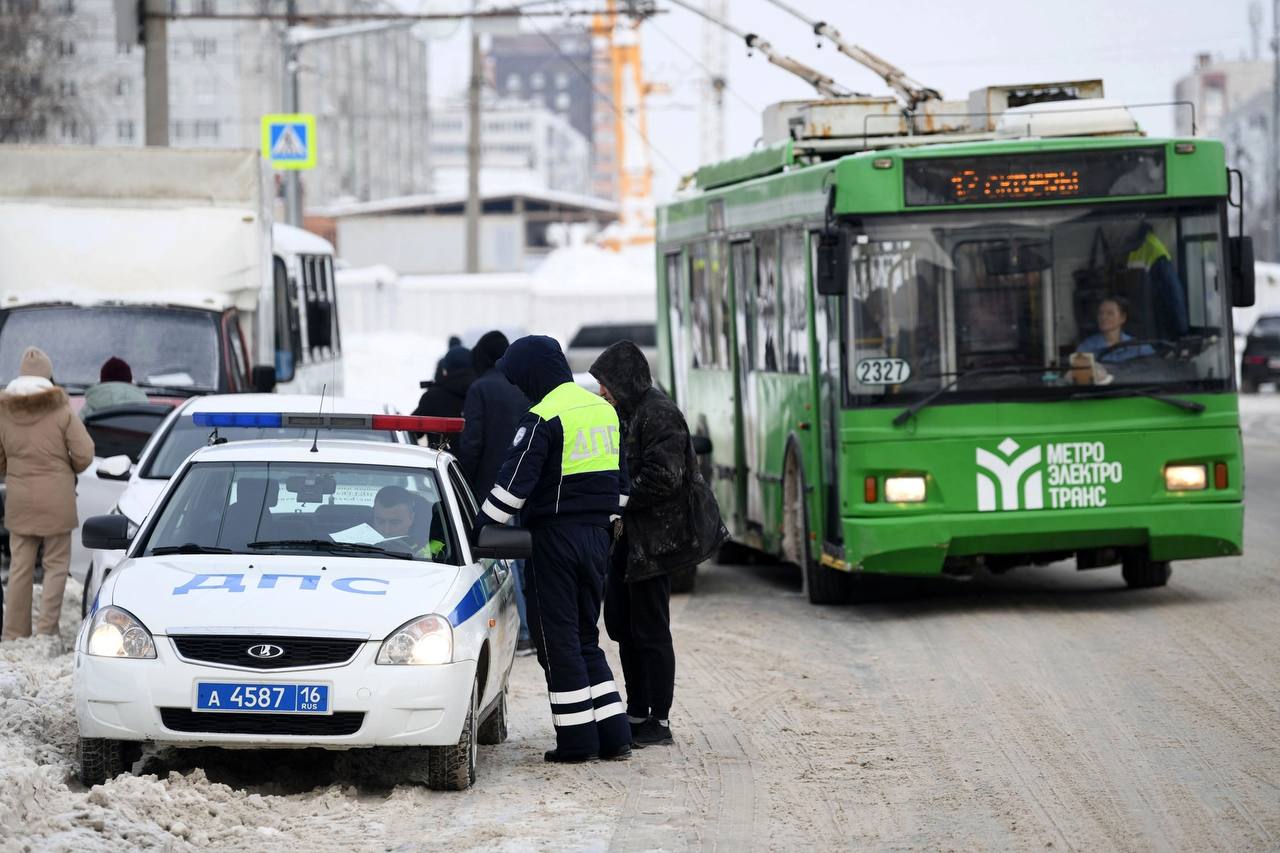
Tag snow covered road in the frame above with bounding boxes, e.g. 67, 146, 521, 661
2, 417, 1280, 851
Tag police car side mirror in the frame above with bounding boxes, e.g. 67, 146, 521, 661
96, 454, 132, 481
82, 514, 132, 551
1231, 236, 1256, 307
471, 525, 532, 560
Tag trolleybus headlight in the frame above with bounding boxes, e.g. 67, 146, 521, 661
376, 614, 453, 665
884, 476, 927, 503
1164, 464, 1207, 491
86, 606, 156, 659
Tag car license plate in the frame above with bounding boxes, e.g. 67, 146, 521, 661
194, 682, 330, 714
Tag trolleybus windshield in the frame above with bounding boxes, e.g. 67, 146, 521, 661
844, 202, 1232, 405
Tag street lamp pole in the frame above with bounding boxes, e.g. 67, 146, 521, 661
282, 0, 303, 226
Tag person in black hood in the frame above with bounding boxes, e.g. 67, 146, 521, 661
590, 339, 726, 748
411, 345, 474, 442
456, 331, 534, 655
477, 335, 632, 763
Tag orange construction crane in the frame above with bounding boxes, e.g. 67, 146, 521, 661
592, 0, 656, 248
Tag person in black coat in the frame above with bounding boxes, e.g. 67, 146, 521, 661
411, 345, 474, 442
455, 332, 529, 499
456, 331, 534, 654
590, 340, 725, 748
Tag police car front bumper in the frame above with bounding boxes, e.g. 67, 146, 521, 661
842, 501, 1243, 575
74, 629, 477, 748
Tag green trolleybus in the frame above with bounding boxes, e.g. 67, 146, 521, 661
655, 86, 1255, 603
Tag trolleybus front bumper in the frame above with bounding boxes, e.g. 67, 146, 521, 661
842, 501, 1242, 575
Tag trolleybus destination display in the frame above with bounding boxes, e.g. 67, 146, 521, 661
903, 147, 1166, 206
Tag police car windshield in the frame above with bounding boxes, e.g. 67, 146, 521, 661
139, 461, 459, 564
143, 419, 395, 479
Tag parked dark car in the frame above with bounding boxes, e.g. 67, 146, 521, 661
1241, 314, 1280, 393
565, 322, 657, 375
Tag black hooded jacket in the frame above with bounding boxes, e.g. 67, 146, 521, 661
476, 335, 626, 530
590, 340, 725, 581
455, 332, 530, 499
413, 346, 475, 421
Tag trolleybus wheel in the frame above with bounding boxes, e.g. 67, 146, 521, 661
782, 449, 849, 605
1121, 551, 1172, 589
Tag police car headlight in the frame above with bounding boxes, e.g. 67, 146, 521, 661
108, 505, 139, 539
377, 614, 453, 665
884, 476, 927, 503
87, 606, 156, 659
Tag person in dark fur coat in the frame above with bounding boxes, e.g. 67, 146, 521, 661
590, 339, 725, 748
0, 347, 95, 639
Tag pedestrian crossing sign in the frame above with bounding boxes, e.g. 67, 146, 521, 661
261, 113, 316, 170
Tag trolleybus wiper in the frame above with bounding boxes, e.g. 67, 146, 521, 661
1068, 385, 1205, 413
892, 366, 1064, 427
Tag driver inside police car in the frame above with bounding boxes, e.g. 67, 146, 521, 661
371, 485, 444, 559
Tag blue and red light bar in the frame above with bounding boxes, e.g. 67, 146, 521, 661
192, 412, 465, 433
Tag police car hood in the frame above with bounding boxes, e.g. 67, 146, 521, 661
105, 554, 462, 637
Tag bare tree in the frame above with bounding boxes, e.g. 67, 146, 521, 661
0, 0, 96, 143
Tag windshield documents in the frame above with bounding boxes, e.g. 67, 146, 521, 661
3, 3, 1280, 850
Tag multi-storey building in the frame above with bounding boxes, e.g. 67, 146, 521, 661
429, 99, 590, 196
1173, 53, 1271, 139
3, 0, 431, 208
487, 28, 616, 201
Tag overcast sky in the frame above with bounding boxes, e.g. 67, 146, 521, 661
428, 0, 1264, 201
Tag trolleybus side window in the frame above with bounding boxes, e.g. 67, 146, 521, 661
690, 242, 729, 370
713, 240, 731, 369
689, 243, 710, 369
781, 229, 809, 374
731, 241, 756, 369
664, 251, 689, 402
754, 230, 780, 372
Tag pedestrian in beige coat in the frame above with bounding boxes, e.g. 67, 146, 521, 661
0, 347, 95, 639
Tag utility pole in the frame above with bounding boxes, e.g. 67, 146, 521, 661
282, 0, 303, 226
143, 0, 168, 145
465, 24, 482, 273
1272, 0, 1279, 259
699, 0, 727, 166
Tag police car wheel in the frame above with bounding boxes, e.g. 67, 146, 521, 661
427, 681, 478, 790
1121, 552, 1172, 589
476, 686, 508, 745
77, 736, 130, 786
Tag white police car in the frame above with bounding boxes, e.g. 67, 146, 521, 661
75, 412, 527, 791
81, 394, 408, 618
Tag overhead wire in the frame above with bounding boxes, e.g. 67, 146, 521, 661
641, 9, 760, 115
521, 8, 684, 175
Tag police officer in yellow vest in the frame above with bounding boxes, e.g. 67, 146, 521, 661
477, 335, 631, 762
